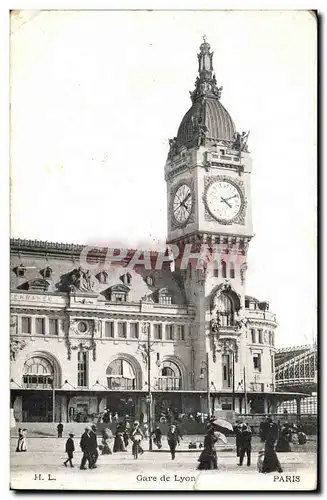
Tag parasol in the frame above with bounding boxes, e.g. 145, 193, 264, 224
211, 418, 233, 434
214, 431, 228, 444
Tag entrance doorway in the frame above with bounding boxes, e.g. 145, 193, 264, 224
106, 394, 136, 419
22, 393, 53, 422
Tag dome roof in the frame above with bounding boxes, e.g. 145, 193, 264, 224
167, 38, 240, 156
177, 97, 235, 147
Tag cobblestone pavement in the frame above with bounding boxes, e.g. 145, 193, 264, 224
10, 437, 317, 491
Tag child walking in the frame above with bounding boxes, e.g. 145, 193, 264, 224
64, 433, 75, 468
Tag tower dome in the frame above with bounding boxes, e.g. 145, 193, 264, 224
169, 37, 237, 154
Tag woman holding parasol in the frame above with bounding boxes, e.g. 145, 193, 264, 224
197, 418, 231, 470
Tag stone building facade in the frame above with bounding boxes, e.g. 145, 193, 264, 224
10, 39, 283, 424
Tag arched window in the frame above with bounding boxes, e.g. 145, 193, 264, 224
157, 361, 181, 391
106, 359, 136, 390
216, 293, 234, 327
23, 356, 54, 389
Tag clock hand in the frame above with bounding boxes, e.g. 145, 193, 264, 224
180, 192, 191, 206
220, 197, 232, 209
224, 194, 237, 201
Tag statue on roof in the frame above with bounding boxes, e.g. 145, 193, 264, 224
70, 266, 94, 292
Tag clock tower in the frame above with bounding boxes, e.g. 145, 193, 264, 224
165, 38, 254, 411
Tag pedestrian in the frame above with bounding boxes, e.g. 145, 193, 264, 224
259, 419, 267, 443
140, 412, 144, 425
63, 433, 75, 467
298, 430, 307, 445
151, 425, 162, 449
123, 417, 130, 448
57, 422, 64, 438
238, 423, 252, 467
257, 449, 265, 473
234, 421, 242, 458
113, 412, 119, 424
261, 419, 283, 474
113, 423, 127, 452
100, 428, 112, 455
276, 424, 292, 452
16, 428, 27, 452
89, 425, 99, 468
102, 409, 110, 424
197, 423, 218, 470
167, 423, 182, 461
131, 421, 144, 457
79, 427, 91, 470
142, 422, 149, 439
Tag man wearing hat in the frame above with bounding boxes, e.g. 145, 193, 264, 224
64, 433, 75, 468
89, 425, 99, 469
238, 423, 252, 467
79, 427, 91, 470
167, 423, 182, 460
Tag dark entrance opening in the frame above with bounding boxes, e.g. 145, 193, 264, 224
22, 392, 53, 422
106, 394, 136, 419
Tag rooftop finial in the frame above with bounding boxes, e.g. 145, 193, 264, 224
189, 38, 223, 103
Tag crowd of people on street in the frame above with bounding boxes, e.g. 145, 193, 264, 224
15, 410, 309, 474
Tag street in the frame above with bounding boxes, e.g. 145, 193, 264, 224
10, 437, 317, 491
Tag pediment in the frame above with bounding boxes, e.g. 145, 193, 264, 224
17, 278, 50, 291
109, 284, 130, 293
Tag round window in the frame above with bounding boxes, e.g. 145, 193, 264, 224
77, 321, 88, 333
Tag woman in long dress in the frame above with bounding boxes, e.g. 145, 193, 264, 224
276, 425, 292, 452
16, 428, 27, 452
101, 428, 112, 455
261, 421, 283, 473
197, 424, 219, 470
113, 424, 126, 452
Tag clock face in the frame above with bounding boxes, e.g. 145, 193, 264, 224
173, 184, 193, 224
206, 180, 243, 221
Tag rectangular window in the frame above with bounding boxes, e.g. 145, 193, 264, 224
175, 325, 185, 341
222, 354, 231, 388
258, 329, 263, 344
21, 316, 31, 334
117, 322, 127, 338
105, 321, 114, 338
35, 318, 45, 335
130, 322, 139, 339
271, 354, 274, 373
153, 324, 162, 340
165, 324, 174, 340
230, 262, 235, 279
213, 268, 219, 278
251, 329, 256, 343
271, 332, 275, 346
49, 318, 59, 335
253, 354, 262, 372
77, 351, 87, 387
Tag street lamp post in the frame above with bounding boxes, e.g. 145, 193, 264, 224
200, 352, 211, 419
139, 323, 156, 451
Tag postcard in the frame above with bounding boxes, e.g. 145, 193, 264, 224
10, 9, 317, 491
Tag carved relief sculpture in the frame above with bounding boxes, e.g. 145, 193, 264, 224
10, 338, 27, 361
212, 337, 239, 363
69, 267, 94, 293
10, 315, 18, 335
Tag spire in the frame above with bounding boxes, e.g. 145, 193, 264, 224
190, 36, 223, 104
198, 35, 214, 79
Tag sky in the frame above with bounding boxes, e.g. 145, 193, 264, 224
10, 10, 317, 347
